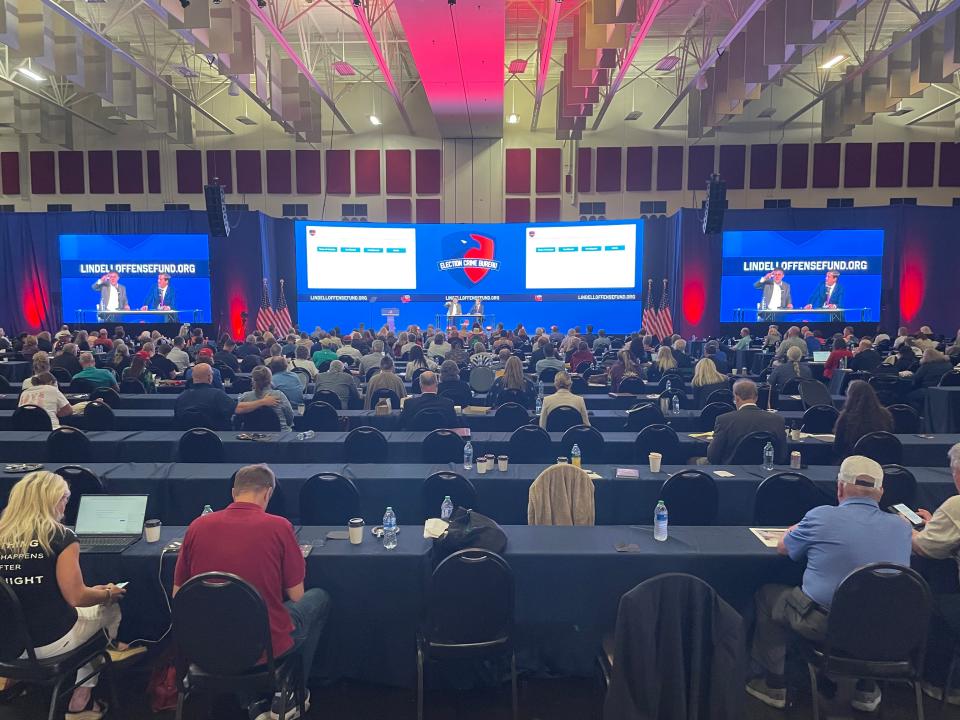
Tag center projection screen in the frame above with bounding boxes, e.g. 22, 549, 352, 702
295, 220, 644, 332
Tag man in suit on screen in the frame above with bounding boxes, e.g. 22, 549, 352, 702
141, 272, 178, 322
91, 271, 129, 322
754, 268, 792, 321
804, 269, 845, 321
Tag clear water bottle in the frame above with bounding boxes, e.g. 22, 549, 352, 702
296, 429, 315, 441
463, 441, 474, 470
383, 507, 398, 550
654, 500, 668, 542
571, 444, 582, 467
763, 441, 775, 470
201, 504, 213, 516
538, 379, 545, 397
671, 395, 681, 414
441, 495, 454, 520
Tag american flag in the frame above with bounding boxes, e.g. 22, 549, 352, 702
650, 278, 674, 340
275, 278, 293, 335
641, 278, 656, 335
255, 278, 277, 332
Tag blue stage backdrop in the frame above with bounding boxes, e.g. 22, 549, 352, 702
294, 219, 645, 332
718, 229, 884, 324
59, 233, 213, 324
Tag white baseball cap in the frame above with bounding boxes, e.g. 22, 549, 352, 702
838, 455, 884, 489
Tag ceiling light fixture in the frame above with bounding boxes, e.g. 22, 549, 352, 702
820, 54, 846, 69
17, 67, 43, 82
369, 114, 381, 126
333, 60, 356, 76
654, 55, 680, 72
507, 113, 519, 124
508, 59, 527, 74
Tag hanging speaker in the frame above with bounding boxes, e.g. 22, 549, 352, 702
702, 173, 727, 235
204, 180, 229, 237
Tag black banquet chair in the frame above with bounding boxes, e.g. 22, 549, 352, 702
797, 563, 931, 720
634, 424, 682, 465
0, 374, 10, 393
89, 387, 120, 406
494, 402, 530, 432
344, 426, 388, 463
799, 380, 833, 410
538, 367, 559, 383
659, 470, 718, 525
172, 572, 307, 720
624, 402, 665, 432
369, 387, 401, 410
508, 425, 553, 464
729, 431, 778, 465
753, 472, 834, 526
47, 426, 91, 462
411, 409, 449, 432
560, 425, 604, 464
83, 400, 115, 430
55, 465, 105, 526
422, 429, 465, 464
299, 472, 361, 526
421, 471, 478, 522
617, 377, 645, 394
178, 427, 224, 462
880, 465, 918, 511
0, 582, 120, 720
12, 404, 52, 431
418, 549, 517, 720
312, 389, 342, 410
887, 404, 921, 435
118, 378, 146, 394
544, 405, 583, 432
698, 402, 734, 432
706, 388, 734, 406
301, 401, 340, 432
853, 430, 903, 466
801, 405, 839, 434
939, 371, 960, 387
237, 406, 282, 432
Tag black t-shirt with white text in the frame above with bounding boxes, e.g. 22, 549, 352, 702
0, 528, 79, 646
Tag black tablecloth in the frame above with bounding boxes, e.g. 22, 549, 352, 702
926, 387, 960, 433
0, 361, 31, 382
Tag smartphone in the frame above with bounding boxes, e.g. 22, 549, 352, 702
325, 531, 349, 541
115, 581, 129, 589
892, 503, 924, 527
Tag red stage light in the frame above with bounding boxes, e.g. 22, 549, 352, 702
900, 249, 925, 324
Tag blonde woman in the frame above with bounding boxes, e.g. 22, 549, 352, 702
646, 346, 677, 382
692, 358, 729, 408
0, 471, 127, 719
488, 355, 535, 407
22, 351, 56, 389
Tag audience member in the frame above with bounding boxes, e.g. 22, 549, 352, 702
174, 362, 277, 430
908, 348, 954, 410
22, 351, 55, 389
527, 336, 551, 370
214, 338, 241, 372
313, 359, 359, 409
487, 355, 535, 408
469, 341, 496, 367
692, 358, 728, 409
803, 328, 822, 355
539, 371, 589, 429
427, 332, 451, 358
268, 357, 304, 407
707, 380, 786, 464
832, 380, 893, 459
671, 339, 694, 369
916, 326, 939, 352
445, 337, 469, 365
240, 365, 295, 430
767, 346, 812, 392
592, 329, 611, 352
359, 339, 386, 375
646, 346, 677, 383
51, 343, 82, 378
290, 345, 320, 380
535, 344, 565, 376
406, 345, 437, 374
399, 371, 461, 429
607, 348, 642, 392
364, 355, 407, 410
183, 351, 223, 389
18, 372, 71, 428
121, 354, 156, 393
73, 352, 119, 390
438, 359, 473, 402
167, 336, 191, 371
850, 339, 882, 372
569, 342, 594, 371
775, 327, 808, 359
822, 337, 853, 380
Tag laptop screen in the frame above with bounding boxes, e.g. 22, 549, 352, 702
813, 351, 830, 362
75, 495, 148, 535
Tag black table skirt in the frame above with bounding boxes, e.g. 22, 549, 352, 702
0, 361, 31, 382
926, 387, 960, 433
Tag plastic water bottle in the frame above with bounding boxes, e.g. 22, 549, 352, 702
571, 444, 582, 467
763, 441, 775, 470
201, 504, 213, 516
296, 429, 315, 441
441, 495, 454, 520
383, 507, 398, 550
535, 392, 543, 416
671, 395, 681, 415
654, 500, 668, 542
463, 441, 474, 470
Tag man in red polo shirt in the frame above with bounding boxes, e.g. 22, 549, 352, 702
173, 464, 330, 720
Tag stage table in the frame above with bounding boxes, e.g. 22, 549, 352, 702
0, 360, 31, 382
926, 387, 960, 433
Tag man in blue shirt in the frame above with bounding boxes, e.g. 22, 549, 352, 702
747, 456, 911, 712
268, 357, 304, 407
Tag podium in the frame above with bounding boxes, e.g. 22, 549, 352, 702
381, 308, 399, 333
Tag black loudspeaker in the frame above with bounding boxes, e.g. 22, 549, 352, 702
204, 181, 229, 237
702, 173, 727, 235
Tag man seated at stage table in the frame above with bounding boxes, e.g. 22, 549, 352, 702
746, 456, 911, 712
754, 267, 793, 310
51, 342, 82, 378
774, 326, 808, 359
803, 269, 844, 312
535, 345, 566, 376
72, 351, 119, 390
363, 355, 407, 410
313, 360, 360, 410
268, 357, 304, 408
173, 463, 330, 720
539, 371, 589, 430
139, 272, 177, 322
400, 371, 462, 430
175, 362, 278, 430
707, 380, 787, 465
444, 297, 462, 323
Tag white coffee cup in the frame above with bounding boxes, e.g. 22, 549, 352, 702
477, 458, 488, 474
144, 519, 162, 543
348, 518, 364, 545
649, 452, 663, 473
498, 455, 509, 471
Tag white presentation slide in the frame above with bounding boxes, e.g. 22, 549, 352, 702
75, 496, 148, 534
304, 224, 417, 290
524, 224, 637, 289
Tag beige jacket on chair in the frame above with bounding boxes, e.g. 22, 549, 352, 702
527, 463, 596, 526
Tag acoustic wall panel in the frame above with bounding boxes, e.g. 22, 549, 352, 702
843, 143, 872, 188
686, 145, 714, 190
30, 151, 55, 194
577, 147, 592, 193
718, 145, 745, 190
58, 151, 84, 194
505, 197, 530, 223
354, 150, 381, 195
146, 150, 161, 194
295, 150, 321, 194
205, 149, 232, 193
505, 148, 531, 194
386, 198, 412, 223
939, 142, 960, 187
875, 142, 904, 188
88, 150, 114, 194
116, 150, 144, 194
596, 147, 622, 192
176, 150, 203, 193
625, 146, 652, 191
235, 150, 262, 194
416, 198, 442, 222
780, 144, 809, 189
385, 149, 411, 194
812, 143, 841, 188
535, 148, 562, 194
535, 198, 561, 222
907, 142, 934, 188
266, 150, 292, 194
656, 146, 683, 191
1, 152, 20, 195
749, 144, 777, 189
325, 150, 350, 194
415, 149, 442, 194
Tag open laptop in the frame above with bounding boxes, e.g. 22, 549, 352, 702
812, 351, 831, 362
75, 494, 149, 554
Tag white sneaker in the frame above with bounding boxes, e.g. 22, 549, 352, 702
746, 678, 786, 709
851, 681, 881, 712
270, 689, 310, 720
921, 681, 960, 705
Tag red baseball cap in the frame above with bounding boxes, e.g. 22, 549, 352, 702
198, 348, 214, 358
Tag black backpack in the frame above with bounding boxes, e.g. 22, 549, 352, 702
432, 507, 507, 565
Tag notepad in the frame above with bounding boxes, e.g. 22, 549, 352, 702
688, 432, 714, 440
585, 470, 603, 480
801, 433, 835, 442
713, 470, 735, 478
750, 528, 787, 548
462, 405, 491, 415
616, 468, 640, 479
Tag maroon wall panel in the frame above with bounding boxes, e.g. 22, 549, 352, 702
116, 150, 144, 194
205, 149, 233, 193
176, 150, 203, 194
415, 149, 442, 194
876, 142, 904, 188
266, 150, 292, 194
657, 146, 683, 191
58, 151, 84, 194
505, 148, 531, 194
146, 151, 161, 194
30, 151, 55, 194
235, 150, 262, 194
843, 143, 872, 188
385, 149, 411, 194
416, 198, 441, 222
596, 147, 622, 192
295, 150, 322, 194
577, 147, 592, 193
625, 146, 653, 191
1, 152, 20, 195
326, 150, 351, 194
718, 145, 745, 190
535, 198, 561, 222
536, 148, 562, 194
386, 198, 412, 223
355, 150, 381, 195
88, 151, 114, 194
749, 144, 777, 189
812, 143, 841, 188
939, 143, 960, 187
686, 145, 715, 190
505, 198, 530, 223
780, 144, 809, 189
907, 142, 935, 188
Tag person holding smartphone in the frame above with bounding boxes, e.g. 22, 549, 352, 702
0, 471, 130, 720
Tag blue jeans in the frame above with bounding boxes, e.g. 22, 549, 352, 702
281, 588, 331, 683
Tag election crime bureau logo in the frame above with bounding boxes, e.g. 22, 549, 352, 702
438, 232, 500, 286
